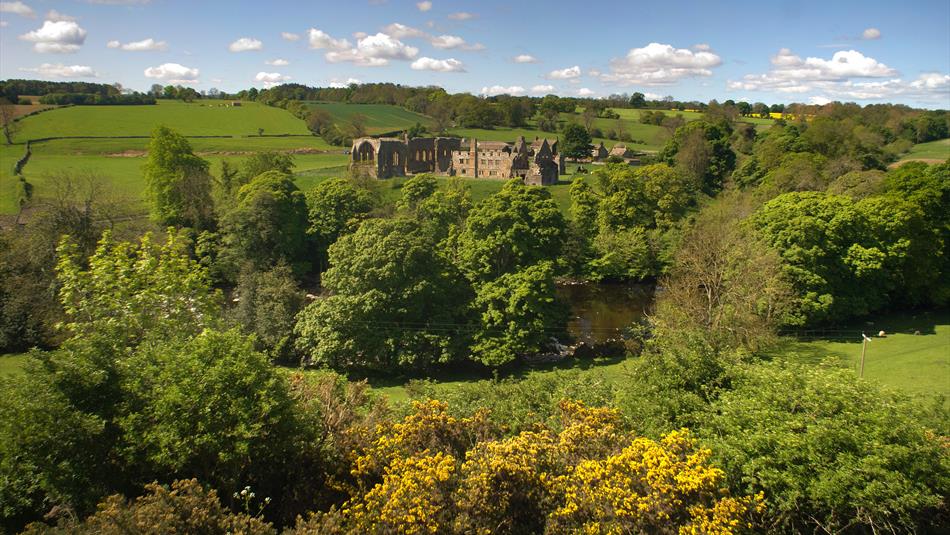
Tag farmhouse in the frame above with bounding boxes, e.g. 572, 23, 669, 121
591, 141, 609, 161
350, 134, 565, 185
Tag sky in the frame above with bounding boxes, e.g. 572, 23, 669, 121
1, 0, 948, 108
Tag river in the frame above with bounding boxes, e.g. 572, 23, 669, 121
557, 283, 655, 343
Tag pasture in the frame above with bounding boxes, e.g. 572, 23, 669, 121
898, 138, 950, 163
305, 102, 434, 135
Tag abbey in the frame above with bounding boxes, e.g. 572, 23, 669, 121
350, 134, 565, 186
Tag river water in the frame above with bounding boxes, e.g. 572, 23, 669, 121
557, 283, 655, 343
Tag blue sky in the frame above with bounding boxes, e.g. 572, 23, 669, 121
1, 0, 948, 107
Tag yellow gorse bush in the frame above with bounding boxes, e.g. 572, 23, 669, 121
336, 399, 762, 534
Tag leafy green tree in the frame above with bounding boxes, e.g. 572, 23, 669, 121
396, 173, 438, 213
660, 120, 735, 193
56, 229, 220, 346
239, 151, 295, 186
305, 177, 375, 272
142, 126, 214, 229
295, 219, 472, 372
470, 261, 566, 366
629, 92, 646, 108
457, 179, 566, 282
220, 170, 310, 275
701, 360, 950, 534
232, 262, 306, 364
561, 123, 594, 161
588, 226, 654, 281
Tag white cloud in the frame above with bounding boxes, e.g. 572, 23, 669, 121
480, 85, 526, 96
20, 20, 87, 53
577, 87, 595, 96
107, 37, 167, 51
447, 12, 475, 20
0, 1, 34, 17
46, 9, 74, 22
281, 31, 300, 41
411, 56, 465, 72
728, 48, 898, 94
255, 71, 291, 88
229, 37, 262, 52
383, 22, 427, 39
353, 31, 368, 39
548, 65, 581, 79
329, 77, 361, 88
601, 42, 722, 85
692, 43, 711, 51
307, 28, 351, 50
809, 95, 832, 105
325, 32, 418, 67
513, 54, 538, 63
531, 84, 555, 94
20, 63, 96, 77
0, 21, 7, 27
266, 58, 289, 66
416, 1, 431, 12
430, 34, 465, 49
862, 27, 881, 40
144, 62, 199, 83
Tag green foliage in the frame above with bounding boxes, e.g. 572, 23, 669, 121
560, 123, 594, 160
239, 151, 295, 186
221, 170, 310, 275
295, 219, 472, 372
21, 479, 276, 535
56, 229, 221, 346
470, 261, 566, 366
660, 119, 735, 193
142, 125, 214, 229
232, 263, 306, 364
396, 173, 438, 213
305, 177, 375, 256
457, 179, 566, 282
701, 360, 950, 533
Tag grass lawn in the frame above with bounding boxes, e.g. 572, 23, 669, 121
771, 310, 950, 399
898, 138, 950, 163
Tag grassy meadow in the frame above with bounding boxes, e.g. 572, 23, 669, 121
305, 102, 434, 135
898, 138, 950, 163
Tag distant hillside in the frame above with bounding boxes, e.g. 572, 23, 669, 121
305, 102, 434, 136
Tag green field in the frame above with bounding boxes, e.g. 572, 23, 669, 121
773, 310, 950, 398
13, 100, 309, 140
306, 102, 434, 135
899, 138, 950, 163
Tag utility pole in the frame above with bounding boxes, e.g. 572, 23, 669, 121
859, 333, 871, 378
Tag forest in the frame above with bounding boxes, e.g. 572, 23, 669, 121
0, 86, 948, 534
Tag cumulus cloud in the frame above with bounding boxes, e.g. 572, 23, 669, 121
46, 9, 74, 22
266, 58, 289, 66
329, 77, 361, 88
548, 65, 581, 79
144, 62, 199, 83
20, 63, 97, 78
862, 27, 881, 40
229, 37, 262, 52
281, 31, 300, 41
416, 1, 431, 11
480, 85, 526, 96
728, 48, 897, 94
447, 12, 475, 20
411, 56, 465, 72
430, 34, 465, 49
255, 71, 291, 87
600, 42, 722, 85
809, 95, 832, 105
531, 84, 555, 94
383, 22, 428, 39
513, 54, 538, 63
20, 19, 87, 53
0, 1, 34, 17
107, 37, 167, 51
324, 32, 418, 67
577, 87, 595, 96
307, 28, 351, 50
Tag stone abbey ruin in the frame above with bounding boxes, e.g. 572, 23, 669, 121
350, 134, 565, 185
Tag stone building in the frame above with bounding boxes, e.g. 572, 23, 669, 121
609, 143, 635, 159
591, 141, 609, 161
350, 134, 563, 185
